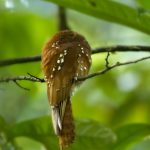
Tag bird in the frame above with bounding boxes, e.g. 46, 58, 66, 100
41, 30, 91, 149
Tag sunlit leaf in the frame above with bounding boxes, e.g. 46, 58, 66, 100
44, 0, 150, 34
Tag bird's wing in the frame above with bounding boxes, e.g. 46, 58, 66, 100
42, 41, 78, 134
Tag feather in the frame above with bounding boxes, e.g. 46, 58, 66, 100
51, 98, 68, 135
41, 30, 92, 148
51, 107, 61, 135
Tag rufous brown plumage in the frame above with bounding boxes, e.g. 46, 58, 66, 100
41, 30, 91, 149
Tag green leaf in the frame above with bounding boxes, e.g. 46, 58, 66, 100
6, 116, 116, 150
6, 116, 58, 149
44, 0, 150, 34
70, 119, 116, 150
113, 124, 150, 150
0, 115, 6, 132
136, 0, 150, 10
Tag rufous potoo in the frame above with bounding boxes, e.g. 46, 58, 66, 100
42, 30, 91, 149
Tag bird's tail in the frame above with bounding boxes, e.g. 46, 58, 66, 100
58, 99, 75, 149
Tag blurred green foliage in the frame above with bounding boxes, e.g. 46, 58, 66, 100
0, 0, 150, 150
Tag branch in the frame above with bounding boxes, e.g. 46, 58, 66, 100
77, 55, 150, 81
105, 50, 110, 68
92, 45, 150, 54
0, 76, 45, 83
0, 55, 150, 84
14, 80, 30, 91
0, 55, 41, 67
58, 6, 70, 30
0, 45, 150, 67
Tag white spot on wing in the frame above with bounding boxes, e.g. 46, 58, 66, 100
58, 66, 61, 70
57, 59, 60, 63
59, 53, 63, 57
64, 50, 67, 55
44, 76, 47, 81
52, 43, 55, 47
56, 41, 59, 45
84, 66, 87, 70
60, 58, 64, 63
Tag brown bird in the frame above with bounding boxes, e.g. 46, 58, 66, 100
41, 30, 91, 149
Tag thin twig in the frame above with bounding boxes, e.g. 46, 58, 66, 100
0, 45, 150, 67
14, 80, 30, 91
0, 56, 150, 84
27, 73, 44, 82
0, 76, 45, 83
105, 50, 110, 68
77, 55, 150, 81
